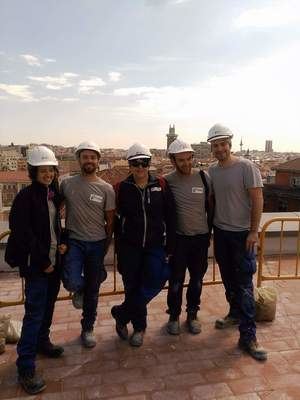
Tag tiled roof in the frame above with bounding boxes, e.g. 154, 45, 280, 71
273, 158, 300, 172
0, 170, 30, 183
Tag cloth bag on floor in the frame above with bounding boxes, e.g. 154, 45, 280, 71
254, 287, 277, 322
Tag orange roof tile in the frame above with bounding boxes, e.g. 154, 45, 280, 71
0, 170, 30, 183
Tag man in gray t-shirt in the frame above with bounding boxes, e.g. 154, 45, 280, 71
61, 141, 115, 348
207, 124, 267, 362
164, 139, 212, 336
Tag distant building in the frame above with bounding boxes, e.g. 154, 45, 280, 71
263, 158, 300, 211
166, 124, 177, 149
265, 140, 273, 153
0, 171, 30, 207
0, 149, 23, 171
191, 142, 211, 161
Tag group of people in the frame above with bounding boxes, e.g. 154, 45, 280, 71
5, 123, 267, 395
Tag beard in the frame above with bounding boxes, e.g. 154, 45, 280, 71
81, 163, 97, 174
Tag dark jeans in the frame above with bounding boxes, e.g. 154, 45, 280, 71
213, 226, 257, 343
16, 269, 61, 374
167, 233, 209, 318
115, 242, 169, 332
63, 239, 106, 331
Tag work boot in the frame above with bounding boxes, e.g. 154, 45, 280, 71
166, 316, 180, 335
111, 306, 128, 340
37, 340, 64, 358
238, 338, 267, 361
72, 291, 83, 309
81, 330, 96, 348
186, 314, 201, 334
18, 370, 46, 395
215, 314, 239, 329
129, 331, 144, 347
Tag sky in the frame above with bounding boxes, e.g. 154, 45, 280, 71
0, 0, 300, 151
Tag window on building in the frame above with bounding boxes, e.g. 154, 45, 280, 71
278, 199, 288, 211
290, 177, 300, 187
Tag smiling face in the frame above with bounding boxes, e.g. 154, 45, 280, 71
171, 151, 193, 175
36, 165, 55, 186
78, 149, 100, 175
211, 138, 232, 162
129, 158, 150, 182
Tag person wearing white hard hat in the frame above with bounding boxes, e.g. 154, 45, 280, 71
164, 138, 213, 336
111, 143, 176, 347
60, 141, 115, 348
207, 124, 267, 361
5, 146, 67, 394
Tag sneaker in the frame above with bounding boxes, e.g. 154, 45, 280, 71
18, 370, 46, 395
166, 317, 180, 335
238, 339, 267, 361
129, 331, 144, 347
111, 306, 128, 340
81, 330, 96, 348
37, 340, 64, 358
72, 291, 83, 309
215, 314, 239, 329
187, 317, 201, 334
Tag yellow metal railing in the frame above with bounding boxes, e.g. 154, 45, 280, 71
257, 217, 300, 287
0, 230, 221, 308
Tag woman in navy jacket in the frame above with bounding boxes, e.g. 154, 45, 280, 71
5, 146, 66, 395
111, 143, 176, 347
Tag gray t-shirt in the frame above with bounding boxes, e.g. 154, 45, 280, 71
208, 158, 263, 232
164, 170, 210, 235
61, 175, 115, 241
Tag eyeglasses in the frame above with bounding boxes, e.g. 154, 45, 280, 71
129, 159, 150, 168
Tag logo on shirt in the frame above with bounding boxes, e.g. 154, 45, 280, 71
192, 187, 204, 194
89, 194, 103, 203
151, 187, 162, 192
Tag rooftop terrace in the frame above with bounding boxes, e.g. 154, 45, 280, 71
0, 215, 300, 399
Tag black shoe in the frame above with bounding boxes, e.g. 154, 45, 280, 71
111, 306, 128, 340
37, 340, 64, 358
215, 314, 240, 329
238, 338, 268, 361
129, 330, 144, 347
18, 370, 46, 395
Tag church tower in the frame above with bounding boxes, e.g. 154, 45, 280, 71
166, 124, 177, 149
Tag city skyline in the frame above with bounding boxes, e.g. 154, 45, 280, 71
1, 0, 300, 151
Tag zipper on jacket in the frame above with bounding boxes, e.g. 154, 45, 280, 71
121, 216, 126, 233
137, 187, 147, 248
147, 188, 150, 204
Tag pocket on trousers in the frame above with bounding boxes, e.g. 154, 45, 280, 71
241, 252, 257, 276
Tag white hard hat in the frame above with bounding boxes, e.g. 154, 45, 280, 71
27, 146, 58, 166
127, 143, 151, 161
75, 141, 101, 157
207, 124, 233, 142
167, 138, 194, 155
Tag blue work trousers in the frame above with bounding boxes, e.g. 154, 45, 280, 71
63, 238, 106, 331
16, 269, 61, 374
213, 226, 257, 343
115, 242, 169, 331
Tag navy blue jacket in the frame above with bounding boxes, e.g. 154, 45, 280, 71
114, 174, 176, 254
5, 181, 64, 277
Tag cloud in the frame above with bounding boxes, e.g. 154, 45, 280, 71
112, 40, 300, 148
20, 54, 41, 67
0, 83, 36, 101
44, 58, 56, 63
235, 1, 300, 29
28, 73, 78, 90
108, 72, 121, 82
62, 97, 79, 102
78, 77, 106, 94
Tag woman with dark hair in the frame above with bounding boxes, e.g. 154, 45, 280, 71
5, 146, 67, 395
